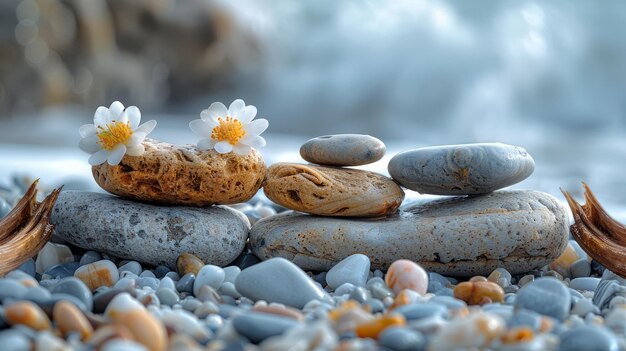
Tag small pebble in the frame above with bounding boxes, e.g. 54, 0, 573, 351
560, 326, 619, 351
4, 301, 51, 331
193, 265, 225, 296
74, 260, 120, 291
378, 327, 425, 351
385, 259, 428, 295
105, 293, 167, 351
232, 312, 299, 343
515, 277, 571, 321
326, 254, 371, 290
53, 300, 93, 340
119, 261, 142, 276
35, 242, 74, 274
453, 281, 505, 305
176, 273, 195, 294
570, 277, 601, 292
176, 253, 204, 276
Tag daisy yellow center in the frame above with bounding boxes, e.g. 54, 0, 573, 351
97, 121, 133, 151
211, 116, 245, 145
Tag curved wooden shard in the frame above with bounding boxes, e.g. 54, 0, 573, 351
0, 181, 62, 275
562, 183, 626, 278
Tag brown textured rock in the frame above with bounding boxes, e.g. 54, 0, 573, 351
263, 163, 404, 217
92, 139, 266, 206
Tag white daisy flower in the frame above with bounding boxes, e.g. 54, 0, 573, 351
79, 101, 157, 166
189, 99, 269, 155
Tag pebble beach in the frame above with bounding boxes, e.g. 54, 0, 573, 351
1, 122, 626, 351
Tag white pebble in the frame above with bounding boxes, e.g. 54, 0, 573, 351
35, 243, 73, 274
193, 265, 225, 296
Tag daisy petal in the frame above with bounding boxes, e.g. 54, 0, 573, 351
241, 106, 257, 124
126, 144, 145, 156
109, 101, 125, 121
118, 110, 129, 125
79, 124, 97, 138
197, 138, 215, 150
199, 112, 220, 128
88, 149, 110, 166
94, 106, 110, 127
244, 118, 269, 135
189, 119, 213, 137
232, 144, 251, 155
239, 135, 266, 148
107, 144, 127, 165
128, 132, 147, 146
206, 102, 228, 120
126, 106, 141, 129
229, 99, 245, 119
136, 120, 157, 135
79, 135, 101, 153
214, 141, 233, 154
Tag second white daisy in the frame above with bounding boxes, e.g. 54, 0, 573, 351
189, 99, 268, 156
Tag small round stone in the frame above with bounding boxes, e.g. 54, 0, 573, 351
118, 261, 142, 276
79, 251, 102, 266
193, 265, 225, 296
176, 253, 205, 277
326, 254, 370, 290
560, 326, 619, 351
53, 300, 93, 340
385, 259, 428, 295
394, 303, 449, 321
570, 277, 601, 292
4, 301, 51, 331
74, 260, 119, 291
515, 277, 571, 321
355, 314, 406, 339
176, 273, 195, 294
453, 281, 505, 305
299, 134, 386, 166
35, 242, 74, 274
378, 327, 425, 351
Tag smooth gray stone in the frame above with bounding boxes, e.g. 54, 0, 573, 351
570, 277, 600, 292
119, 261, 142, 276
349, 287, 368, 303
364, 298, 384, 313
50, 277, 93, 311
0, 279, 27, 301
0, 330, 31, 351
559, 326, 619, 351
154, 265, 170, 278
176, 273, 195, 294
137, 277, 159, 290
428, 296, 467, 311
79, 251, 102, 266
235, 258, 331, 308
251, 191, 568, 276
515, 277, 571, 321
35, 293, 88, 314
379, 327, 426, 351
395, 303, 449, 320
388, 143, 535, 195
299, 134, 385, 166
325, 254, 370, 290
233, 312, 299, 344
16, 259, 36, 277
508, 308, 544, 331
92, 287, 134, 314
155, 288, 179, 306
44, 262, 80, 279
569, 259, 591, 279
52, 191, 249, 267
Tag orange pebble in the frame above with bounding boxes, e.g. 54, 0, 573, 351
453, 281, 504, 305
355, 314, 406, 339
501, 327, 534, 344
385, 259, 428, 295
54, 301, 93, 340
5, 301, 50, 331
176, 253, 204, 276
389, 289, 422, 310
74, 260, 119, 291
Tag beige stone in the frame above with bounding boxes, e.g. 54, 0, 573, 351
263, 163, 404, 217
92, 139, 266, 206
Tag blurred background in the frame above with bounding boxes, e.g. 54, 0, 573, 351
0, 0, 625, 218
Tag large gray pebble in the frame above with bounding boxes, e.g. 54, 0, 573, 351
515, 277, 571, 321
388, 143, 535, 195
251, 191, 568, 276
325, 254, 370, 290
299, 134, 385, 166
235, 258, 331, 308
559, 326, 619, 351
51, 191, 249, 267
232, 312, 299, 344
379, 327, 426, 351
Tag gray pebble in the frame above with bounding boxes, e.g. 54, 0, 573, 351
119, 261, 142, 276
379, 327, 426, 351
195, 285, 223, 304
137, 277, 159, 290
569, 259, 592, 279
156, 288, 179, 306
92, 288, 133, 313
570, 277, 601, 292
388, 143, 535, 195
235, 258, 331, 309
139, 270, 156, 278
508, 308, 544, 331
79, 251, 102, 266
515, 277, 571, 321
153, 265, 170, 278
22, 286, 51, 302
0, 279, 27, 301
219, 282, 241, 298
181, 298, 202, 312
16, 259, 36, 277
593, 280, 626, 310
165, 272, 180, 281
326, 254, 370, 290
158, 277, 176, 291
38, 293, 88, 314
300, 134, 385, 166
560, 326, 619, 351
44, 262, 80, 279
572, 298, 599, 317
435, 288, 454, 297
223, 266, 241, 284
193, 265, 225, 296
335, 283, 356, 296
50, 277, 93, 311
0, 329, 31, 351
176, 273, 195, 294
395, 303, 449, 321
364, 299, 384, 314
429, 296, 467, 311
349, 287, 368, 303
232, 312, 299, 343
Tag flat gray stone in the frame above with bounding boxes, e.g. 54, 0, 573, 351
325, 254, 370, 290
51, 191, 249, 268
388, 143, 535, 195
515, 277, 571, 321
235, 258, 331, 308
300, 134, 385, 166
251, 190, 568, 276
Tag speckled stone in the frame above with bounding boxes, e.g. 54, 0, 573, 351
251, 191, 568, 276
299, 134, 385, 166
51, 191, 249, 267
388, 143, 535, 195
